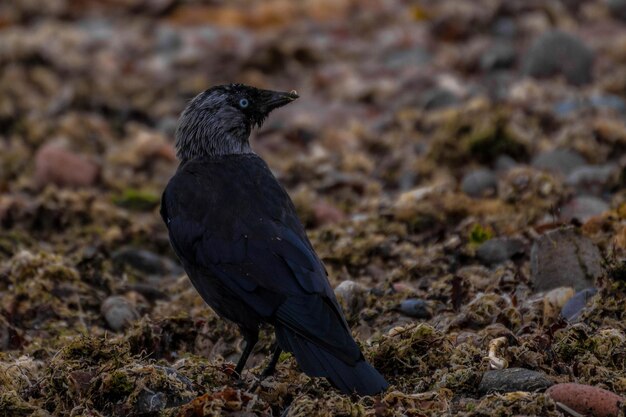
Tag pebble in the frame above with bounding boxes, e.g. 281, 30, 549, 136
523, 30, 593, 85
112, 247, 182, 276
560, 196, 610, 223
480, 42, 516, 71
334, 280, 367, 317
312, 200, 345, 226
495, 155, 518, 172
419, 88, 459, 110
398, 299, 432, 319
543, 287, 575, 323
476, 237, 525, 265
530, 227, 604, 292
134, 366, 194, 414
606, 0, 626, 21
478, 368, 553, 394
547, 383, 625, 417
561, 288, 597, 322
34, 143, 100, 188
460, 169, 498, 198
531, 149, 586, 176
101, 296, 140, 331
566, 165, 616, 195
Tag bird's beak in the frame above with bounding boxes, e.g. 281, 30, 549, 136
258, 89, 299, 115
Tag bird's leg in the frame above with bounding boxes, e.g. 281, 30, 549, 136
234, 329, 258, 377
261, 345, 282, 378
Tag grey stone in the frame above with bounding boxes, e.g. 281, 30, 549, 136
420, 88, 459, 110
112, 247, 182, 276
461, 168, 498, 198
481, 42, 516, 71
476, 238, 525, 265
334, 280, 367, 317
523, 31, 593, 85
606, 0, 626, 20
561, 288, 598, 322
566, 165, 616, 195
479, 368, 553, 394
532, 149, 586, 176
101, 296, 140, 331
530, 227, 604, 292
495, 155, 518, 172
560, 196, 610, 222
398, 299, 431, 319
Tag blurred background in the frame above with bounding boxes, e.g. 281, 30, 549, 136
1, 1, 626, 416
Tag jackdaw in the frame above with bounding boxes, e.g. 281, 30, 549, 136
160, 84, 388, 396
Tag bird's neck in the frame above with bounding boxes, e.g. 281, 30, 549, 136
175, 131, 254, 160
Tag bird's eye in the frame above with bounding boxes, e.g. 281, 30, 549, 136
239, 98, 249, 108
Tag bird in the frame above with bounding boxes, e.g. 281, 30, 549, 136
160, 84, 388, 396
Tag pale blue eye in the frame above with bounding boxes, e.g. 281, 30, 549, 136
239, 98, 249, 108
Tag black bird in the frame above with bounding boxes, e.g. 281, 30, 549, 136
160, 84, 388, 396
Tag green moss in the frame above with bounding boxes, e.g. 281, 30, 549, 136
112, 189, 160, 211
468, 224, 493, 245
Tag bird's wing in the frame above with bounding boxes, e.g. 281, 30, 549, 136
161, 157, 361, 364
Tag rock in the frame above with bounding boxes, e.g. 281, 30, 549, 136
460, 169, 498, 198
334, 280, 367, 317
112, 247, 182, 276
478, 368, 553, 394
101, 296, 140, 331
531, 149, 586, 176
419, 88, 459, 110
566, 165, 616, 195
560, 196, 610, 223
561, 288, 597, 322
476, 237, 525, 265
480, 42, 516, 71
547, 383, 625, 417
312, 200, 345, 226
543, 287, 575, 323
495, 155, 518, 172
530, 227, 604, 292
398, 299, 431, 319
523, 30, 593, 85
34, 143, 100, 188
606, 0, 626, 20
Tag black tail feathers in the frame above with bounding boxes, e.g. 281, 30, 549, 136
275, 324, 388, 396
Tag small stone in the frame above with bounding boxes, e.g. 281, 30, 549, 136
566, 165, 616, 195
312, 200, 345, 226
532, 149, 586, 176
480, 42, 516, 71
543, 287, 575, 323
34, 143, 100, 188
101, 296, 140, 331
419, 88, 459, 110
530, 227, 604, 292
495, 155, 518, 172
476, 237, 525, 265
547, 383, 625, 417
560, 196, 610, 223
523, 30, 593, 85
606, 0, 626, 21
461, 169, 497, 198
334, 280, 367, 317
478, 368, 553, 394
398, 299, 431, 319
561, 288, 597, 322
112, 247, 182, 276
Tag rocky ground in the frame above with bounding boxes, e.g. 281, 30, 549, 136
1, 0, 626, 416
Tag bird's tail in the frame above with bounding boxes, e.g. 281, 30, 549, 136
275, 324, 388, 396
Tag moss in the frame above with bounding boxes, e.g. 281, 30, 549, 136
112, 188, 160, 211
468, 224, 493, 246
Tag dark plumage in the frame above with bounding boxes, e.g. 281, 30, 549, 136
160, 84, 388, 396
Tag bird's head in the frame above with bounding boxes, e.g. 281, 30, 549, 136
175, 84, 298, 160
